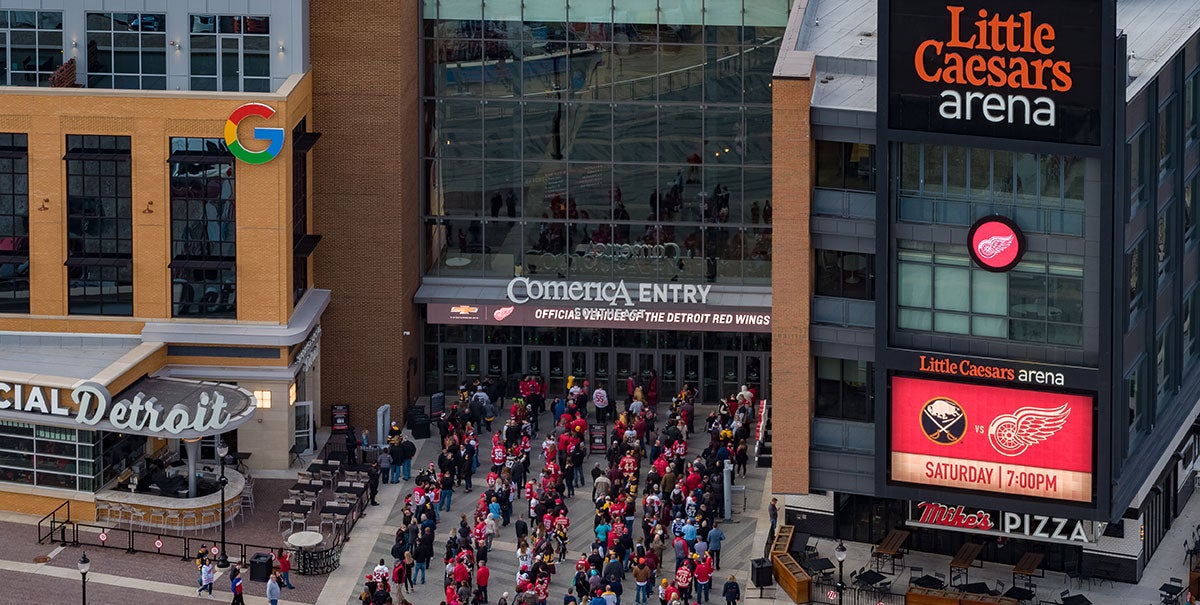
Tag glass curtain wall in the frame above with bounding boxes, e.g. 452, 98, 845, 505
421, 0, 786, 285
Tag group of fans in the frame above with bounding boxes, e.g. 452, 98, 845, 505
362, 373, 759, 605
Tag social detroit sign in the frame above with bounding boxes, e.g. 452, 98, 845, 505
888, 0, 1103, 145
0, 381, 236, 435
889, 375, 1093, 503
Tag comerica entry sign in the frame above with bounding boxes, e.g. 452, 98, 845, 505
887, 0, 1103, 145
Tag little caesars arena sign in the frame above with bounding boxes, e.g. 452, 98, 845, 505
887, 0, 1103, 145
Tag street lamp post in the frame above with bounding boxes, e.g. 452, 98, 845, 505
834, 541, 848, 605
77, 551, 90, 605
216, 440, 230, 568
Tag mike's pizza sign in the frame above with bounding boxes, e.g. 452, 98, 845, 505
887, 0, 1103, 145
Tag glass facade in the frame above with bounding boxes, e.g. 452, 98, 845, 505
85, 12, 167, 90
65, 135, 133, 316
898, 143, 1087, 236
0, 133, 28, 313
169, 137, 236, 318
0, 10, 63, 86
188, 15, 271, 92
0, 421, 145, 492
421, 0, 786, 285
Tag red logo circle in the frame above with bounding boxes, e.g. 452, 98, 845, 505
154, 539, 163, 549
98, 532, 107, 542
210, 546, 220, 556
968, 216, 1025, 272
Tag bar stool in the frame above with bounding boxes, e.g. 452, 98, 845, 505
165, 509, 183, 534
94, 501, 112, 525
181, 510, 198, 534
200, 506, 218, 528
127, 506, 147, 530
148, 508, 167, 530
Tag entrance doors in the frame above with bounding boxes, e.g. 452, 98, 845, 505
294, 400, 314, 453
435, 346, 768, 403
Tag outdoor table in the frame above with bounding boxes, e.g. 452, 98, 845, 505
324, 503, 354, 533
279, 503, 312, 515
873, 529, 910, 572
1061, 595, 1092, 605
286, 530, 323, 550
306, 462, 339, 475
289, 482, 323, 496
950, 542, 983, 585
1160, 583, 1185, 604
1003, 587, 1036, 602
1012, 552, 1045, 587
856, 570, 886, 586
960, 582, 992, 595
913, 575, 946, 590
807, 558, 835, 573
335, 484, 366, 513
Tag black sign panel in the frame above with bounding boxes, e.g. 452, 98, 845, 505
888, 0, 1103, 145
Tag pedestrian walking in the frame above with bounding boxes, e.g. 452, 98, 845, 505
379, 448, 394, 484
229, 566, 245, 605
197, 557, 215, 598
476, 560, 490, 602
722, 575, 741, 604
277, 548, 295, 589
399, 434, 417, 481
266, 571, 281, 605
768, 498, 778, 536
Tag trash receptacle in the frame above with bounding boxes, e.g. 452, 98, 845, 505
750, 558, 774, 588
249, 552, 273, 582
410, 414, 432, 439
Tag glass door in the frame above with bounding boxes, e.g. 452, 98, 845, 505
615, 352, 634, 394
682, 353, 700, 394
592, 351, 612, 395
547, 349, 567, 389
294, 400, 314, 453
464, 347, 483, 377
570, 350, 589, 382
441, 346, 461, 393
720, 354, 740, 400
485, 347, 506, 379
525, 349, 545, 379
660, 353, 678, 403
702, 352, 719, 402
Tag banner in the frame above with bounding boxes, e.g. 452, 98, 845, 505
428, 302, 771, 333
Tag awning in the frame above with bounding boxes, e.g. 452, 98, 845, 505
293, 131, 322, 153
0, 376, 256, 440
293, 234, 322, 257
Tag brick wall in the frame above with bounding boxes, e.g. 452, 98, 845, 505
771, 76, 816, 495
310, 1, 422, 431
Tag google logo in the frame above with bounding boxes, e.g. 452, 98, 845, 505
224, 103, 285, 165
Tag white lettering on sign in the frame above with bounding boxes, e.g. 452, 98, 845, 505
0, 381, 236, 435
507, 277, 711, 307
910, 500, 1090, 544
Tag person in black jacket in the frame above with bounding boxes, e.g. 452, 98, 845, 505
722, 575, 741, 604
367, 460, 381, 506
398, 435, 417, 481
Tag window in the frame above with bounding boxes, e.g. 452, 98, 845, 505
896, 241, 1084, 346
254, 390, 271, 409
0, 133, 29, 313
1159, 97, 1178, 176
1187, 72, 1199, 145
1129, 128, 1152, 219
0, 10, 63, 86
189, 15, 271, 92
1127, 237, 1145, 319
815, 141, 875, 192
815, 357, 873, 421
896, 144, 1085, 235
1127, 357, 1148, 450
85, 13, 166, 90
169, 138, 235, 318
1156, 319, 1176, 409
1157, 204, 1174, 281
1186, 171, 1197, 247
65, 135, 133, 316
1186, 288, 1199, 366
292, 119, 310, 306
814, 249, 873, 300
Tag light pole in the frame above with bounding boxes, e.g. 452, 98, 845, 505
216, 440, 230, 568
834, 541, 848, 605
77, 551, 90, 605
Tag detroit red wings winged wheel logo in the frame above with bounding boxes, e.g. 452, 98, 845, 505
987, 403, 1071, 456
976, 235, 1015, 259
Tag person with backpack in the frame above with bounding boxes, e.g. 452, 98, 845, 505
483, 398, 497, 432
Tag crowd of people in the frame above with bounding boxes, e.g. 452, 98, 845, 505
363, 373, 760, 605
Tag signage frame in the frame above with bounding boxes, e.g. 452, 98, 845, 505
881, 370, 1105, 520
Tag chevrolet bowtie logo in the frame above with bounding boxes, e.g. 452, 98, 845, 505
450, 305, 479, 315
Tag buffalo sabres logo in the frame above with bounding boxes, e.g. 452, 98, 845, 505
920, 397, 967, 445
976, 234, 1015, 259
987, 403, 1070, 456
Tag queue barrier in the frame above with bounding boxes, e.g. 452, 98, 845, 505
36, 503, 341, 576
